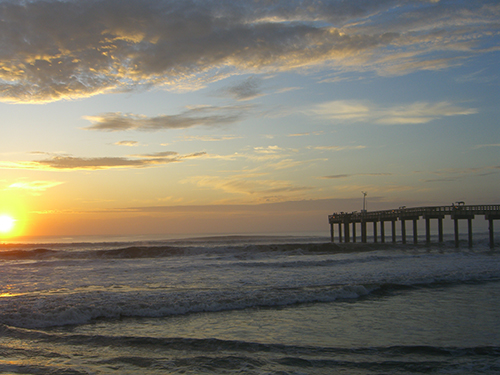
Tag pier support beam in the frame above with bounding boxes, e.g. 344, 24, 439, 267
361, 221, 367, 243
392, 221, 396, 243
401, 220, 406, 244
373, 222, 377, 243
489, 219, 494, 249
352, 222, 356, 243
400, 216, 419, 245
413, 219, 418, 244
344, 221, 350, 243
423, 215, 445, 246
380, 221, 385, 243
485, 214, 500, 249
454, 218, 459, 248
451, 213, 475, 248
425, 218, 431, 245
438, 218, 443, 243
468, 217, 473, 248
338, 223, 342, 243
330, 223, 334, 242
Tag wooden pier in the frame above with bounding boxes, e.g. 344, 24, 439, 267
328, 204, 500, 248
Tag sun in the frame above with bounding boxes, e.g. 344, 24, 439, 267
0, 215, 16, 234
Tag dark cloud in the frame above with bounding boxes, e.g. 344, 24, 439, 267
0, 0, 497, 103
2, 151, 207, 170
322, 174, 351, 179
84, 104, 252, 131
221, 76, 263, 100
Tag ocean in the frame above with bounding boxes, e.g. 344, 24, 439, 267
1, 233, 499, 374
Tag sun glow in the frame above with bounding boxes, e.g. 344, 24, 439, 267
0, 215, 16, 234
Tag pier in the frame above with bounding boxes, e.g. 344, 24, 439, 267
328, 204, 500, 248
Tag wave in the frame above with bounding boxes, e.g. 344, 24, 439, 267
2, 323, 499, 355
1, 324, 499, 374
1, 239, 493, 261
0, 242, 357, 261
0, 284, 373, 328
1, 277, 498, 329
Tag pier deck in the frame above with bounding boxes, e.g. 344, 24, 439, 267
328, 204, 500, 248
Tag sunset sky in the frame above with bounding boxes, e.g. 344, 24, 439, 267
1, 0, 499, 239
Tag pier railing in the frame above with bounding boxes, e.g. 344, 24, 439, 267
328, 204, 500, 248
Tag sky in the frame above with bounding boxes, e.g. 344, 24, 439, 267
0, 0, 499, 239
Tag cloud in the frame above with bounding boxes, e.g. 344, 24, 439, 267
312, 100, 477, 125
180, 135, 242, 142
472, 143, 500, 149
455, 69, 498, 84
186, 175, 313, 203
267, 158, 327, 171
288, 131, 323, 137
275, 87, 301, 94
115, 141, 139, 146
0, 152, 206, 171
84, 104, 252, 131
7, 180, 65, 193
253, 145, 286, 154
420, 165, 500, 182
131, 151, 179, 158
0, 0, 497, 103
219, 76, 264, 100
311, 145, 366, 151
322, 173, 392, 179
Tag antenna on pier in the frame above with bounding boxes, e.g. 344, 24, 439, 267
361, 191, 367, 213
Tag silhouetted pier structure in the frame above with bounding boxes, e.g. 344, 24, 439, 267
328, 204, 500, 248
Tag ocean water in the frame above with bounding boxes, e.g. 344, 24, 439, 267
1, 234, 500, 374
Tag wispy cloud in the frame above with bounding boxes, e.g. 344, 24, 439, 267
219, 76, 264, 101
310, 145, 366, 151
185, 175, 313, 203
0, 0, 497, 103
0, 152, 206, 171
321, 173, 392, 179
288, 131, 323, 137
275, 87, 301, 94
179, 135, 243, 142
7, 180, 65, 193
420, 165, 500, 182
312, 100, 477, 125
472, 143, 500, 149
84, 105, 253, 132
115, 141, 140, 147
